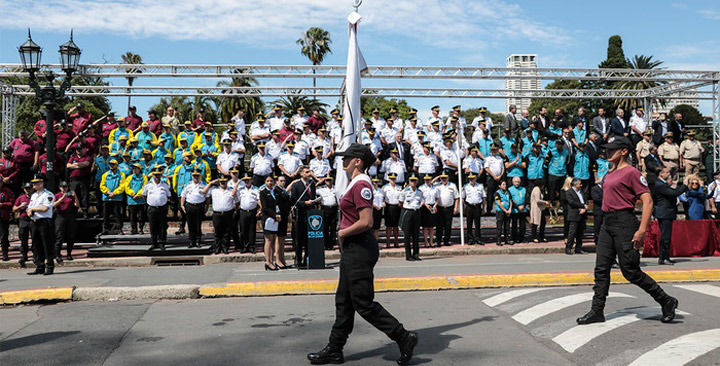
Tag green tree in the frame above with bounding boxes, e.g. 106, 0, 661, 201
272, 92, 329, 118
584, 35, 632, 118
216, 68, 264, 122
296, 27, 332, 97
670, 104, 709, 139
360, 95, 410, 120
151, 96, 195, 123
120, 52, 143, 112
613, 55, 666, 111
527, 80, 590, 119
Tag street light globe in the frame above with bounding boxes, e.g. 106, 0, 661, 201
18, 29, 42, 72
59, 30, 81, 72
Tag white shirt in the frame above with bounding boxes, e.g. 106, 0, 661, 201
381, 158, 407, 183
181, 181, 208, 204
399, 187, 424, 210
231, 140, 245, 158
629, 115, 648, 135
249, 123, 270, 144
316, 185, 338, 207
217, 151, 241, 172
427, 116, 443, 132
313, 138, 332, 157
231, 115, 246, 135
28, 189, 55, 219
237, 185, 260, 210
403, 126, 420, 144
268, 115, 285, 132
415, 154, 439, 174
380, 125, 399, 142
291, 114, 308, 130
143, 179, 171, 207
485, 155, 504, 176
573, 187, 585, 205
440, 147, 459, 170
309, 158, 331, 178
210, 186, 237, 212
472, 115, 493, 131
437, 182, 459, 207
419, 183, 439, 205
708, 179, 720, 202
463, 182, 486, 205
278, 152, 301, 175
250, 153, 274, 175
293, 140, 310, 160
372, 186, 385, 208
382, 184, 403, 205
370, 117, 385, 131
265, 139, 283, 160
463, 155, 484, 174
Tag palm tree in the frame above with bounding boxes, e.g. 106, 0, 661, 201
216, 68, 264, 122
613, 55, 666, 111
273, 92, 329, 117
296, 27, 332, 97
120, 52, 143, 112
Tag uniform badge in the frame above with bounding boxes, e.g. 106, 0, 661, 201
640, 175, 648, 187
360, 187, 372, 201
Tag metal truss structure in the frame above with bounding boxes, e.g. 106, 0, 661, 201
1, 63, 719, 170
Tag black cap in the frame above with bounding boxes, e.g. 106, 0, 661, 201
335, 143, 377, 166
2, 146, 11, 153
603, 136, 633, 150
24, 182, 33, 189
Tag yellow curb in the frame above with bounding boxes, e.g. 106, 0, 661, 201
0, 287, 74, 305
199, 269, 720, 297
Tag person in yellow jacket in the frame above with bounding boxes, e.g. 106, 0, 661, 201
190, 122, 219, 151
100, 158, 127, 234
124, 163, 148, 234
108, 118, 134, 145
191, 148, 212, 183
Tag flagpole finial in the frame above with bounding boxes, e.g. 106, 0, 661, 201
352, 0, 362, 12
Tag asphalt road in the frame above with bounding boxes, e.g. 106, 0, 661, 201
2, 283, 720, 365
2, 254, 719, 292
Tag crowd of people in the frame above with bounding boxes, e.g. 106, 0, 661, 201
0, 102, 719, 273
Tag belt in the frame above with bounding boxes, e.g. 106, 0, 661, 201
186, 202, 204, 206
213, 210, 233, 214
466, 202, 481, 206
240, 208, 257, 212
402, 208, 419, 211
31, 218, 51, 223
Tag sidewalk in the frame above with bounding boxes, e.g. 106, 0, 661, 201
2, 254, 719, 305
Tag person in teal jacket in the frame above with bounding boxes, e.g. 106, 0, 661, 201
174, 138, 191, 165
172, 152, 196, 235
152, 138, 171, 166
508, 177, 528, 244
93, 145, 112, 218
125, 163, 148, 234
545, 140, 568, 202
494, 180, 513, 246
139, 150, 154, 176
159, 123, 176, 150
118, 152, 133, 176
594, 150, 609, 184
199, 133, 220, 177
504, 144, 525, 182
177, 122, 197, 148
573, 143, 591, 195
100, 158, 126, 234
128, 138, 143, 162
135, 122, 158, 152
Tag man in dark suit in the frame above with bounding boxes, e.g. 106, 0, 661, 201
610, 109, 629, 137
653, 167, 688, 265
290, 166, 318, 268
644, 145, 663, 190
590, 181, 603, 245
586, 133, 600, 163
387, 133, 412, 170
565, 178, 588, 255
592, 108, 611, 144
651, 113, 680, 146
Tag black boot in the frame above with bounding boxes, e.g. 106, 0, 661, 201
396, 330, 419, 365
661, 296, 678, 323
43, 267, 54, 276
307, 345, 344, 365
576, 309, 605, 325
28, 266, 44, 275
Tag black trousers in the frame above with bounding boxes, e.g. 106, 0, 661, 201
0, 219, 9, 257
511, 212, 527, 243
252, 174, 268, 189
465, 203, 482, 243
103, 201, 123, 233
70, 177, 91, 215
18, 218, 31, 260
593, 213, 604, 245
486, 177, 501, 213
547, 174, 565, 202
128, 204, 147, 233
328, 231, 405, 350
435, 206, 454, 246
239, 208, 258, 251
212, 211, 233, 251
94, 181, 104, 216
322, 206, 339, 250
401, 209, 420, 259
30, 218, 55, 270
591, 210, 669, 310
295, 211, 309, 264
567, 218, 586, 251
531, 210, 547, 241
658, 218, 674, 261
148, 205, 168, 246
231, 210, 241, 249
496, 211, 510, 243
185, 203, 205, 245
54, 211, 76, 256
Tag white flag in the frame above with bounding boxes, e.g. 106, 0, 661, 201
336, 11, 368, 200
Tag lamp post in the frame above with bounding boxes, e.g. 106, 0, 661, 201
18, 29, 81, 191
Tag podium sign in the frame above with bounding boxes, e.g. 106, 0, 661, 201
307, 209, 326, 269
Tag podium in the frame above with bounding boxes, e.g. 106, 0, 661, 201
306, 209, 326, 269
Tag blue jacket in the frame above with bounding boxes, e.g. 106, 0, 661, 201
94, 154, 111, 182
505, 150, 524, 178
610, 117, 629, 136
173, 163, 195, 195
546, 146, 568, 177
573, 151, 590, 180
494, 189, 512, 212
124, 173, 147, 205
100, 170, 126, 201
525, 153, 545, 180
686, 189, 709, 220
508, 185, 527, 213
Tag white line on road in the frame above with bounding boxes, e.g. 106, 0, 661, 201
673, 284, 720, 298
628, 328, 720, 366
482, 288, 552, 307
512, 292, 634, 325
552, 306, 691, 353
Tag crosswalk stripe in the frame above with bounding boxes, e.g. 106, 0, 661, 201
512, 292, 633, 325
628, 328, 720, 366
673, 284, 720, 298
481, 288, 551, 307
552, 306, 691, 353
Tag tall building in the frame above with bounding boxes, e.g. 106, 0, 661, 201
652, 88, 700, 118
505, 54, 540, 117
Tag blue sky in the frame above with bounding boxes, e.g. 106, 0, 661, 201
1, 0, 719, 120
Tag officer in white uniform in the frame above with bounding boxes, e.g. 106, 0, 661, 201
484, 144, 505, 213
26, 174, 56, 275
180, 169, 208, 248
399, 175, 424, 261
427, 105, 443, 132
216, 139, 241, 176
249, 116, 271, 146
309, 146, 331, 182
415, 143, 439, 177
463, 173, 486, 245
463, 147, 485, 179
382, 173, 403, 248
203, 175, 240, 255
250, 142, 274, 188
419, 175, 439, 247
278, 142, 302, 183
435, 173, 459, 247
143, 167, 172, 250
237, 174, 261, 253
316, 176, 339, 249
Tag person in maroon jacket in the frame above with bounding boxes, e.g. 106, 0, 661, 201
12, 183, 34, 267
146, 110, 163, 136
8, 130, 39, 187
192, 109, 209, 131
53, 181, 77, 262
102, 113, 119, 143
307, 108, 326, 133
125, 106, 143, 131
55, 121, 76, 154
0, 179, 14, 261
66, 146, 92, 217
69, 103, 93, 135
37, 150, 65, 177
0, 147, 19, 195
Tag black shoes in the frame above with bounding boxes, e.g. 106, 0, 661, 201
307, 345, 344, 365
658, 259, 674, 265
1, 254, 8, 261
565, 248, 573, 255
175, 229, 185, 235
28, 266, 44, 275
496, 241, 503, 246
264, 263, 279, 271
661, 296, 678, 323
43, 267, 54, 276
396, 330, 419, 365
575, 250, 587, 254
406, 257, 415, 261
55, 255, 63, 263
577, 309, 605, 325
66, 255, 73, 261
412, 255, 422, 261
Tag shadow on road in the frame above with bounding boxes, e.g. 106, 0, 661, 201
55, 268, 115, 275
345, 316, 496, 364
0, 331, 81, 352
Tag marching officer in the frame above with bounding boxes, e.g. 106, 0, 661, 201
53, 181, 77, 262
203, 175, 240, 255
463, 173, 485, 245
26, 174, 56, 275
180, 168, 208, 248
316, 176, 339, 250
399, 174, 423, 261
143, 166, 172, 251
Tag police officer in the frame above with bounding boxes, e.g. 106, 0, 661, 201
144, 166, 172, 251
53, 181, 77, 262
399, 174, 423, 261
307, 143, 417, 366
382, 173, 402, 249
26, 174, 56, 275
577, 136, 678, 325
203, 175, 239, 254
679, 130, 704, 177
316, 176, 338, 250
484, 144, 505, 213
237, 174, 261, 253
290, 166, 318, 266
463, 173, 485, 245
435, 173, 459, 247
658, 132, 680, 185
180, 168, 207, 248
250, 142, 273, 187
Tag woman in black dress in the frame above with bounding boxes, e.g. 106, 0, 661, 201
274, 176, 291, 269
260, 176, 281, 271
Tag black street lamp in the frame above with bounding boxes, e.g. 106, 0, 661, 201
18, 29, 81, 191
